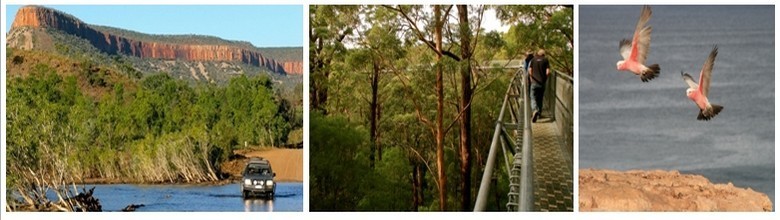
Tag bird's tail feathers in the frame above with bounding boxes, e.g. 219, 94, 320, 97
641, 64, 660, 82
711, 104, 723, 116
697, 104, 723, 121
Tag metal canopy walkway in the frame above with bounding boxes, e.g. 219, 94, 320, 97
474, 64, 573, 212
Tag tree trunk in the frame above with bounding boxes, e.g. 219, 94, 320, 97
311, 38, 330, 114
433, 5, 447, 211
419, 162, 426, 206
456, 5, 473, 211
413, 138, 425, 211
369, 59, 380, 168
412, 163, 420, 211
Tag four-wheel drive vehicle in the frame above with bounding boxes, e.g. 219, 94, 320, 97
241, 157, 276, 198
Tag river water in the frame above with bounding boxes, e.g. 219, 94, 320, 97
579, 5, 775, 204
67, 182, 303, 212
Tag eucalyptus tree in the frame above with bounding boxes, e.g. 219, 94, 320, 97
310, 5, 360, 113
495, 5, 573, 74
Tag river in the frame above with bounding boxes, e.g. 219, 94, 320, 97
65, 182, 302, 212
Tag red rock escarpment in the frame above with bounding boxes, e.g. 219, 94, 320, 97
11, 5, 300, 75
282, 61, 303, 75
579, 169, 773, 211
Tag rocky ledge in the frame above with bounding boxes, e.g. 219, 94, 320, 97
579, 169, 772, 211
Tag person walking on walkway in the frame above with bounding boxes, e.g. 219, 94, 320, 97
524, 51, 534, 74
524, 51, 535, 94
528, 49, 550, 123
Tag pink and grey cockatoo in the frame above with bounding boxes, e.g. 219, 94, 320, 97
616, 5, 660, 82
681, 46, 723, 121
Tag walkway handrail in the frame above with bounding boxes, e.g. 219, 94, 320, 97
473, 70, 516, 211
518, 65, 534, 211
473, 64, 534, 211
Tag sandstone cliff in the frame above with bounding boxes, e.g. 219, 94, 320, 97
10, 5, 302, 75
282, 61, 303, 76
579, 169, 773, 211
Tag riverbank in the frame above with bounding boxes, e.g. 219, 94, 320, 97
579, 169, 773, 211
221, 148, 303, 182
74, 148, 303, 185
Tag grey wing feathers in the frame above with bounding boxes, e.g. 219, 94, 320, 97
681, 72, 698, 89
700, 46, 718, 97
619, 39, 631, 60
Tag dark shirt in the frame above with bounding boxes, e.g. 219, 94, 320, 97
530, 56, 550, 84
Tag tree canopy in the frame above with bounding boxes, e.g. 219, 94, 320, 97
309, 5, 572, 211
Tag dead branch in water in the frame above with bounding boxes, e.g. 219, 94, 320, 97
7, 167, 102, 212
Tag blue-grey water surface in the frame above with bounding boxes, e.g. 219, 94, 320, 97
579, 5, 774, 204
70, 182, 302, 212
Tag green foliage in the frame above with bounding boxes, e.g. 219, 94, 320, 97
6, 63, 296, 187
356, 147, 413, 210
309, 5, 360, 111
495, 5, 574, 74
309, 112, 372, 211
286, 128, 304, 145
475, 31, 507, 60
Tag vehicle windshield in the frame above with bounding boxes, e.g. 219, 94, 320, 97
245, 164, 271, 175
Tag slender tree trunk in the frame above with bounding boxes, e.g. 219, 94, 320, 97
433, 5, 447, 211
413, 138, 425, 211
412, 163, 420, 211
377, 105, 382, 161
419, 162, 426, 206
311, 38, 328, 113
369, 59, 380, 168
456, 5, 473, 211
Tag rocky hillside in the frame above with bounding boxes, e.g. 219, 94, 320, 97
8, 5, 302, 76
579, 169, 773, 211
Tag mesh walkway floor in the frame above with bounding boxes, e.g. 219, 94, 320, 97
530, 117, 573, 212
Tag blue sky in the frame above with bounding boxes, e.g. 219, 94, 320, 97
5, 5, 303, 47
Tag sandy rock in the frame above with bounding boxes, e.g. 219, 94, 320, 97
579, 169, 772, 211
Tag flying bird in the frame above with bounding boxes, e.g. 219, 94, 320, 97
616, 5, 660, 82
681, 46, 723, 121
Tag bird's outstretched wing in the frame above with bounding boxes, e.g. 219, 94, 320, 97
631, 6, 653, 64
681, 72, 698, 89
700, 46, 718, 97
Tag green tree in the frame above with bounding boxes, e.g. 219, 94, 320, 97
310, 5, 360, 112
495, 5, 574, 74
6, 58, 297, 194
309, 112, 372, 210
